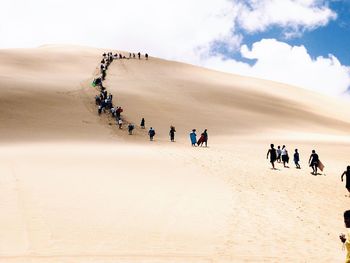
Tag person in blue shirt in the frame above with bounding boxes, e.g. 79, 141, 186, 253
190, 129, 197, 146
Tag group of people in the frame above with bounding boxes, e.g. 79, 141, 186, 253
266, 144, 321, 174
267, 144, 350, 197
93, 52, 210, 147
94, 52, 126, 127
190, 129, 208, 147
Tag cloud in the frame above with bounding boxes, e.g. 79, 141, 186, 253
0, 0, 348, 95
201, 39, 350, 95
0, 0, 239, 63
236, 0, 337, 37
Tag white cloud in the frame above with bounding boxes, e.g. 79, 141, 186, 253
0, 0, 348, 95
202, 39, 350, 95
236, 0, 337, 37
0, 0, 239, 63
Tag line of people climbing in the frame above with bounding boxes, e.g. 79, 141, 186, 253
93, 52, 209, 147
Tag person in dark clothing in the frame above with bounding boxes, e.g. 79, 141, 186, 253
95, 95, 101, 105
145, 53, 149, 60
169, 126, 176, 142
128, 123, 135, 135
95, 77, 102, 87
140, 118, 145, 129
309, 150, 319, 175
202, 129, 208, 147
138, 52, 141, 59
294, 149, 300, 169
148, 127, 155, 141
133, 53, 136, 58
341, 166, 350, 197
266, 144, 277, 169
197, 129, 208, 147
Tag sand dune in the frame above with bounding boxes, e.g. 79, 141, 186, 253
0, 45, 350, 262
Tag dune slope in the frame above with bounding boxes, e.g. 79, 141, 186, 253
0, 46, 350, 263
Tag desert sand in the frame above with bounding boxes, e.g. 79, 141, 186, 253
0, 45, 349, 262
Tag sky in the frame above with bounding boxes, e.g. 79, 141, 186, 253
1, 0, 349, 96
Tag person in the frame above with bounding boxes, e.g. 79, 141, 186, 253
116, 107, 123, 119
309, 150, 319, 175
266, 144, 277, 169
118, 118, 123, 129
140, 118, 145, 129
169, 126, 176, 142
148, 127, 155, 141
276, 145, 282, 163
202, 129, 208, 147
197, 132, 205, 146
128, 123, 135, 135
95, 95, 101, 105
341, 166, 350, 197
145, 53, 149, 60
102, 70, 106, 80
281, 145, 289, 168
294, 149, 300, 169
339, 210, 350, 263
133, 53, 136, 58
190, 129, 197, 146
138, 52, 141, 59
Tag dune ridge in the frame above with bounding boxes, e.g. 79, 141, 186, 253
0, 45, 350, 262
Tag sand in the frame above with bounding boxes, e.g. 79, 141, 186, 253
0, 45, 349, 262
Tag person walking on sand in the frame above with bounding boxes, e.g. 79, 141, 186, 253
118, 118, 123, 129
281, 145, 289, 168
140, 118, 145, 129
138, 52, 141, 59
266, 144, 277, 169
339, 210, 350, 262
197, 130, 208, 147
190, 129, 197, 146
201, 129, 208, 147
277, 145, 282, 163
341, 166, 350, 197
294, 149, 301, 169
145, 53, 149, 60
169, 126, 176, 142
309, 150, 319, 175
128, 123, 135, 135
148, 127, 155, 141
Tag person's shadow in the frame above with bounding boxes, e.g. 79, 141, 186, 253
310, 172, 323, 176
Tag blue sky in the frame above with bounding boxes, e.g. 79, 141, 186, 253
294, 0, 350, 65
212, 0, 350, 66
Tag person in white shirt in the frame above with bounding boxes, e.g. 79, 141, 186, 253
281, 145, 289, 168
118, 118, 123, 129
